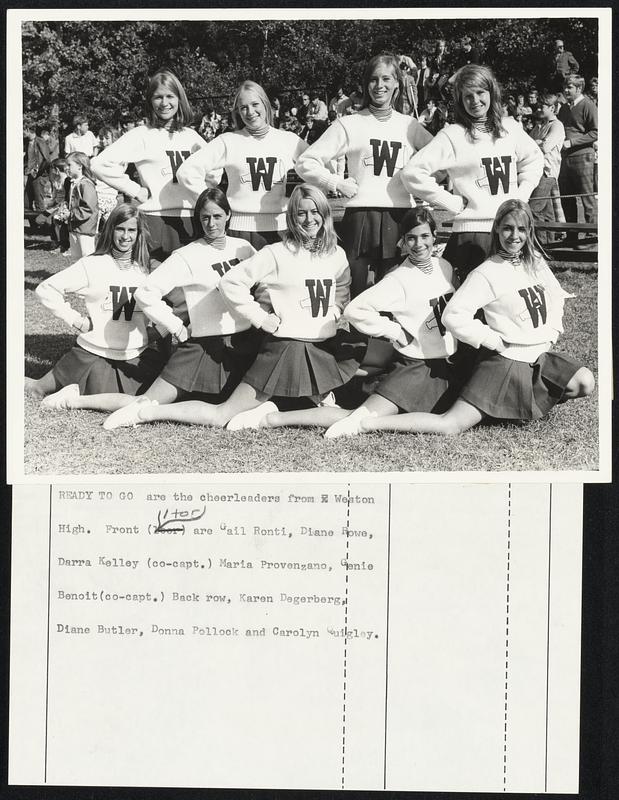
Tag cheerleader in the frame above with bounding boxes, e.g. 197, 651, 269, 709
102, 188, 261, 429
322, 206, 459, 437
101, 184, 363, 431
360, 200, 594, 436
25, 204, 165, 410
91, 69, 207, 265
296, 53, 433, 297
401, 63, 544, 283
176, 80, 307, 250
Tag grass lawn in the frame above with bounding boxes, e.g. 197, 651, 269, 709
23, 231, 600, 476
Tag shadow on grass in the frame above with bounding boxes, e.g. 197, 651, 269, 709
25, 269, 56, 291
25, 333, 75, 377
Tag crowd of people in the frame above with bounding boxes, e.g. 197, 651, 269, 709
24, 50, 595, 443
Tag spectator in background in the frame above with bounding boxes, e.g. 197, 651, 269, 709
586, 76, 598, 105
418, 97, 445, 136
557, 73, 597, 246
528, 93, 566, 241
297, 92, 311, 126
310, 91, 328, 122
271, 96, 281, 127
48, 124, 60, 161
24, 125, 51, 209
416, 54, 433, 108
454, 36, 481, 70
433, 38, 451, 100
345, 90, 364, 114
328, 86, 351, 117
548, 39, 580, 91
119, 113, 136, 135
95, 126, 121, 226
299, 114, 322, 145
64, 115, 99, 156
398, 55, 418, 116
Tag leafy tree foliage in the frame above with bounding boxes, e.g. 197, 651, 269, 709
22, 18, 598, 131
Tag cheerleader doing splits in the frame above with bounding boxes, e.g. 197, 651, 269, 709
296, 53, 433, 297
401, 64, 544, 283
177, 80, 307, 250
103, 188, 262, 429
361, 199, 594, 436
103, 184, 363, 430
25, 204, 165, 410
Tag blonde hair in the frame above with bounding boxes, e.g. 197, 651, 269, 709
283, 184, 337, 256
489, 199, 546, 274
231, 81, 273, 130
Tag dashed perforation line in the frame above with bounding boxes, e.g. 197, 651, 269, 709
341, 484, 351, 789
503, 484, 512, 791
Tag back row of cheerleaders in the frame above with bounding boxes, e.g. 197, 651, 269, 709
26, 55, 594, 438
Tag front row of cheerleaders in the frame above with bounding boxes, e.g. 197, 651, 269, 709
26, 184, 594, 438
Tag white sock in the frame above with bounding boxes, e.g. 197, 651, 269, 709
324, 407, 375, 439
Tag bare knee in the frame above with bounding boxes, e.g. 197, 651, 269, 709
439, 413, 470, 435
566, 367, 595, 398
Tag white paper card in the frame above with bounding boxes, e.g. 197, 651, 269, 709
10, 482, 581, 792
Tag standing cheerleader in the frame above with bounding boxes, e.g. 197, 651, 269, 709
177, 80, 307, 250
91, 69, 207, 265
25, 204, 165, 410
102, 188, 262, 429
360, 200, 594, 436
65, 152, 99, 260
296, 53, 433, 297
102, 184, 363, 431
401, 64, 544, 283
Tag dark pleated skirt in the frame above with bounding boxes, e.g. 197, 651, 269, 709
243, 328, 368, 398
227, 229, 282, 250
159, 330, 263, 396
443, 231, 493, 282
375, 355, 458, 413
460, 349, 583, 420
340, 207, 408, 262
52, 345, 165, 396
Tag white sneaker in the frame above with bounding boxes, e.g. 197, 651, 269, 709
103, 397, 156, 430
226, 401, 278, 431
324, 408, 375, 439
317, 391, 339, 408
41, 384, 80, 409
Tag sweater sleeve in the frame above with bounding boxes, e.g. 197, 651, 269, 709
134, 254, 193, 337
539, 261, 567, 339
400, 129, 465, 215
334, 258, 351, 319
36, 260, 90, 329
513, 125, 545, 201
344, 275, 405, 342
569, 103, 598, 148
90, 128, 147, 198
176, 136, 228, 200
219, 247, 277, 329
295, 121, 349, 194
442, 271, 504, 351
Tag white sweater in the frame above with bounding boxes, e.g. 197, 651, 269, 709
401, 117, 544, 232
344, 256, 457, 359
135, 237, 257, 338
91, 125, 207, 216
36, 255, 153, 360
296, 109, 433, 207
176, 128, 307, 232
219, 241, 350, 341
442, 254, 569, 362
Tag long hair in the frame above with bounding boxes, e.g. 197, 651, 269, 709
192, 187, 231, 239
66, 151, 94, 182
231, 81, 273, 130
283, 184, 337, 256
452, 64, 506, 141
94, 203, 151, 271
145, 69, 193, 132
399, 205, 437, 239
488, 199, 545, 274
361, 54, 404, 112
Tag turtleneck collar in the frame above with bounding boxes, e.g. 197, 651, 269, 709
498, 248, 523, 266
404, 254, 434, 274
368, 103, 393, 121
203, 235, 227, 251
111, 247, 134, 267
245, 122, 270, 139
